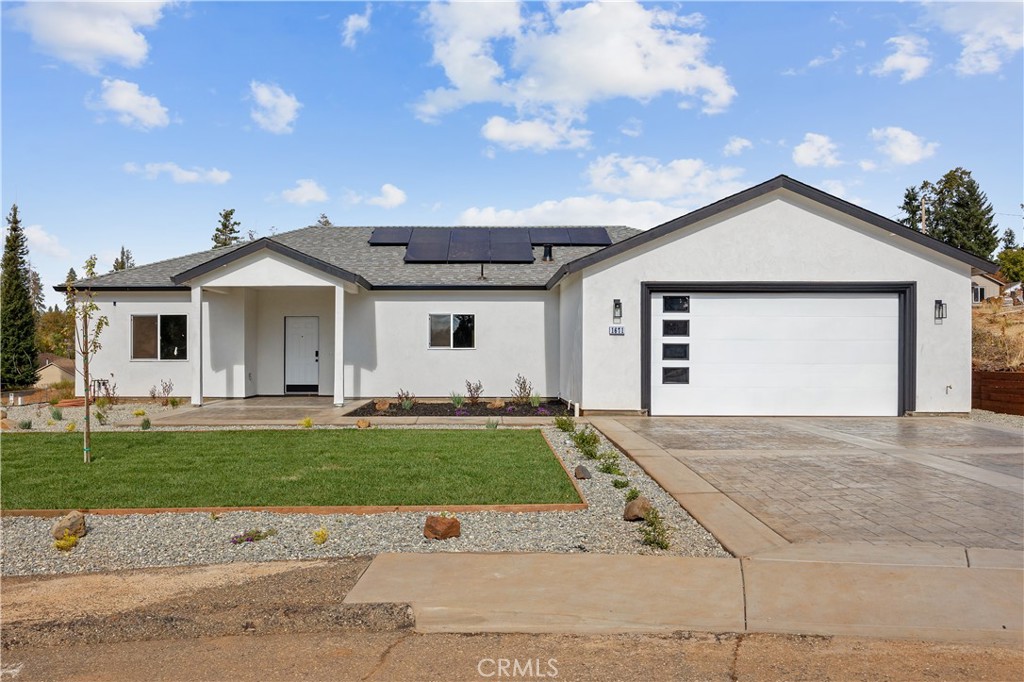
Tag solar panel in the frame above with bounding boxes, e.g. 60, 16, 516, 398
528, 228, 572, 246
448, 229, 491, 262
368, 227, 412, 245
568, 227, 612, 246
404, 228, 452, 262
489, 228, 534, 263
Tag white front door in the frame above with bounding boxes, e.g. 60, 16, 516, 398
285, 316, 319, 393
650, 292, 899, 416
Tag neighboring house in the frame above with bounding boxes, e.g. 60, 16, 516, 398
1003, 281, 1023, 305
34, 353, 75, 388
971, 272, 1005, 305
64, 175, 996, 416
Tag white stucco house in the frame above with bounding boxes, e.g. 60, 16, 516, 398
67, 176, 996, 416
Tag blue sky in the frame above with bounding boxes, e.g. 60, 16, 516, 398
3, 1, 1022, 307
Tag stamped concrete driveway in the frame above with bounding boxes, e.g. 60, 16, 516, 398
610, 417, 1024, 551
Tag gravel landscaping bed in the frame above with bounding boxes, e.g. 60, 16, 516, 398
4, 401, 177, 432
0, 425, 730, 576
970, 408, 1024, 429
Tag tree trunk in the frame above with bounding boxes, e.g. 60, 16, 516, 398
82, 309, 91, 464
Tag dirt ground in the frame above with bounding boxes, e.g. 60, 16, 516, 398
973, 304, 1024, 371
2, 559, 1021, 681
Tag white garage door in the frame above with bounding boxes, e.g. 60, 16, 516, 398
650, 292, 899, 416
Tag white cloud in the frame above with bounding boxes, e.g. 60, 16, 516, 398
24, 225, 70, 258
858, 159, 878, 172
460, 195, 682, 229
872, 35, 931, 82
367, 183, 408, 209
342, 5, 372, 49
92, 79, 169, 130
586, 154, 745, 203
281, 179, 329, 205
249, 81, 302, 134
792, 133, 841, 168
8, 1, 168, 74
820, 180, 848, 198
124, 161, 231, 184
722, 136, 752, 157
870, 126, 938, 165
782, 44, 846, 76
481, 116, 590, 151
418, 1, 735, 151
619, 117, 643, 138
926, 2, 1023, 76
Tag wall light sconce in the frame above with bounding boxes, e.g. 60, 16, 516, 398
934, 299, 947, 321
612, 299, 622, 323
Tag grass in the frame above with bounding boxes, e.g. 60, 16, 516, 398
1, 430, 580, 509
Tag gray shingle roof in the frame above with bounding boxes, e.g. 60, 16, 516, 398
71, 225, 641, 290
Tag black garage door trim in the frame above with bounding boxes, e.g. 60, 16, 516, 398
640, 282, 917, 416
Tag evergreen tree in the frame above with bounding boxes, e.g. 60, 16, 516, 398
898, 168, 999, 259
1, 204, 39, 388
212, 208, 241, 248
64, 268, 77, 311
112, 245, 135, 271
316, 213, 332, 226
1002, 229, 1018, 251
27, 268, 45, 316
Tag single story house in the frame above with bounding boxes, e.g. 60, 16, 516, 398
34, 353, 75, 388
65, 175, 996, 416
971, 272, 1005, 305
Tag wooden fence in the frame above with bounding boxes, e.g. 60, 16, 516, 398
972, 371, 1024, 416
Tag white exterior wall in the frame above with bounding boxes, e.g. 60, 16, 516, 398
253, 288, 336, 396
80, 291, 194, 397
557, 273, 583, 405
579, 192, 973, 413
343, 290, 559, 399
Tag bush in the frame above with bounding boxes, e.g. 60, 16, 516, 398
299, 416, 313, 428
396, 388, 416, 408
54, 529, 78, 552
571, 426, 601, 459
597, 458, 624, 476
554, 415, 576, 433
510, 374, 533, 405
149, 379, 175, 406
64, 421, 76, 432
465, 379, 484, 405
642, 508, 670, 550
450, 392, 465, 408
94, 410, 107, 425
529, 392, 542, 408
17, 419, 31, 430
625, 487, 641, 502
231, 527, 278, 544
612, 478, 629, 489
49, 406, 63, 421
133, 408, 146, 417
140, 417, 151, 430
485, 419, 499, 430
168, 397, 181, 408
312, 527, 329, 545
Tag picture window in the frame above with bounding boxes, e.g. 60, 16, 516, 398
429, 313, 475, 349
132, 315, 187, 360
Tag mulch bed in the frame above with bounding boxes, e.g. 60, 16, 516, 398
348, 400, 570, 418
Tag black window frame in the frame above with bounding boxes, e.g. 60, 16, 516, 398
131, 314, 188, 360
428, 313, 476, 349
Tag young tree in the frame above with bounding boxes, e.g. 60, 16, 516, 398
1, 204, 38, 388
316, 213, 332, 226
212, 208, 242, 248
112, 245, 135, 271
68, 255, 108, 464
898, 168, 999, 259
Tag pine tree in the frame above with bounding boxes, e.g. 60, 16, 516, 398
64, 268, 77, 311
898, 168, 999, 259
28, 268, 45, 316
1002, 229, 1018, 251
1, 204, 39, 388
212, 209, 241, 248
317, 213, 332, 227
112, 245, 135, 271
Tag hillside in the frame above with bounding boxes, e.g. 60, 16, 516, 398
972, 303, 1024, 371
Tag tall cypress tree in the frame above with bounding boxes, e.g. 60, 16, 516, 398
1, 204, 39, 388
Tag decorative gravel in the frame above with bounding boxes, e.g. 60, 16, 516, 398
970, 408, 1024, 429
3, 401, 177, 432
0, 425, 730, 576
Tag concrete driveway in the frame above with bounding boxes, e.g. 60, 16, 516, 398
593, 416, 1023, 552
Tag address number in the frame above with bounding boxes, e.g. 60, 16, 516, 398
609, 325, 625, 336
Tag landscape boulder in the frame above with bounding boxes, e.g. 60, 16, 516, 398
623, 496, 652, 522
424, 515, 461, 540
574, 465, 592, 480
373, 399, 391, 411
356, 419, 371, 429
51, 510, 87, 540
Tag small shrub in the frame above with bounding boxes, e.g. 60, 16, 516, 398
529, 392, 542, 408
396, 388, 415, 406
100, 374, 120, 405
554, 415, 576, 433
231, 527, 278, 544
54, 530, 78, 552
49, 406, 63, 420
94, 410, 107, 425
299, 416, 313, 428
571, 426, 600, 458
465, 379, 484, 405
312, 527, 329, 545
64, 421, 76, 433
401, 399, 415, 411
450, 392, 465, 408
510, 374, 533, 405
536, 406, 549, 416
168, 397, 181, 408
612, 478, 629, 489
454, 407, 469, 416
625, 487, 641, 503
95, 396, 111, 409
149, 378, 175, 406
17, 419, 32, 430
485, 418, 499, 430
133, 408, 146, 417
597, 459, 624, 476
140, 417, 151, 430
46, 419, 55, 426
642, 508, 670, 550
48, 397, 60, 405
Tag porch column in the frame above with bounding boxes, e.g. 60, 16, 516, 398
190, 286, 203, 406
333, 285, 345, 406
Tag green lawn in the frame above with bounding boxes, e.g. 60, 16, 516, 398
0, 430, 580, 509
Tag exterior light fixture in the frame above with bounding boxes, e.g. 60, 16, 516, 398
612, 299, 622, 323
934, 299, 947, 321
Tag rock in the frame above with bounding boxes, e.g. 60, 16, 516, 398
424, 515, 461, 540
51, 510, 87, 540
487, 398, 505, 409
356, 419, 371, 429
0, 420, 10, 431
373, 399, 391, 411
574, 465, 591, 480
0, 407, 7, 419
623, 496, 653, 522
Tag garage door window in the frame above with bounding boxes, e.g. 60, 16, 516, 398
663, 320, 689, 336
662, 343, 689, 360
663, 296, 690, 312
662, 367, 690, 384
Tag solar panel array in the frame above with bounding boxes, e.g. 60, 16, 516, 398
368, 227, 611, 263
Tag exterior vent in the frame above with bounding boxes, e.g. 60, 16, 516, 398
542, 244, 554, 262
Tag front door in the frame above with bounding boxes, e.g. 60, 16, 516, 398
284, 316, 319, 393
